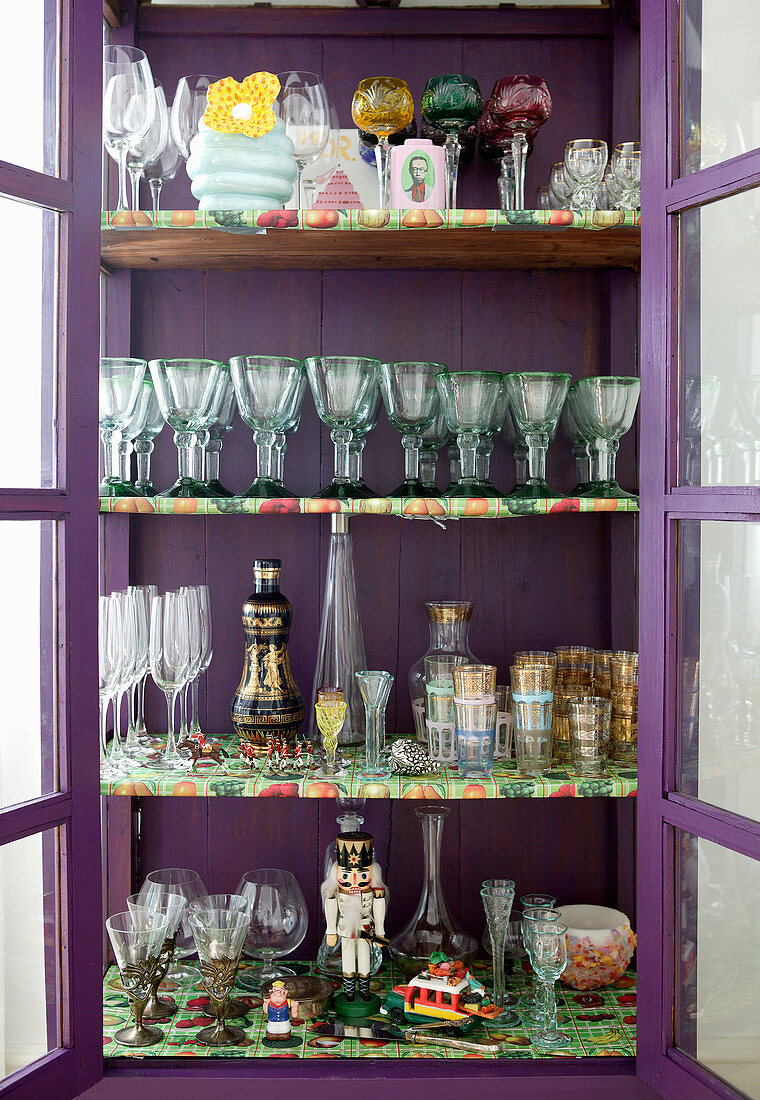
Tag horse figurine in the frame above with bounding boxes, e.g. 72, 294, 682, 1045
178, 731, 228, 770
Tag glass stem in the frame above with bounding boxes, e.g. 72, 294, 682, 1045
101, 428, 121, 481
478, 437, 493, 482
511, 131, 529, 210
108, 691, 124, 760
273, 434, 286, 483
457, 431, 479, 480
175, 432, 194, 483
542, 979, 558, 1038
206, 438, 222, 483
303, 180, 316, 210
443, 134, 460, 211
190, 677, 201, 734
402, 434, 421, 483
331, 429, 352, 481
418, 452, 437, 488
492, 933, 506, 1007
137, 674, 147, 735
179, 683, 189, 740
119, 438, 132, 483
375, 138, 391, 210
164, 689, 179, 759
498, 153, 514, 213
128, 164, 144, 212
99, 696, 109, 765
364, 705, 385, 771
149, 177, 163, 214
116, 144, 130, 211
595, 437, 612, 482
572, 443, 590, 485
514, 447, 528, 486
125, 682, 138, 749
134, 440, 154, 493
293, 164, 303, 211
254, 430, 276, 480
525, 432, 548, 484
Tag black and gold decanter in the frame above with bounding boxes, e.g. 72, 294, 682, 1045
230, 559, 305, 751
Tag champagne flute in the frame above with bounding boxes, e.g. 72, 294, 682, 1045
103, 46, 156, 212
352, 78, 414, 210
277, 71, 330, 210
149, 592, 191, 771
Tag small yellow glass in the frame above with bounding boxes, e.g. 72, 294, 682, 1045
315, 687, 348, 778
351, 77, 414, 209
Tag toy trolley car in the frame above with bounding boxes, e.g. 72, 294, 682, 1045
381, 960, 502, 1028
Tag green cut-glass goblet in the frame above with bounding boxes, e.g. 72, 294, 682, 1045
306, 356, 381, 500
571, 376, 640, 498
436, 371, 505, 498
202, 368, 237, 498
229, 356, 306, 499
421, 74, 483, 210
561, 388, 595, 495
380, 361, 446, 498
148, 358, 226, 497
99, 357, 147, 497
503, 372, 572, 499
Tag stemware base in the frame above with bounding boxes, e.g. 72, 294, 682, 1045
134, 483, 157, 497
506, 481, 560, 500
490, 1008, 522, 1029
444, 479, 487, 499
151, 751, 191, 772
143, 993, 177, 1019
162, 477, 218, 498
532, 1029, 572, 1049
195, 1021, 247, 1047
113, 1022, 164, 1047
236, 963, 297, 991
579, 481, 637, 499
200, 996, 249, 1019
204, 478, 235, 498
388, 478, 440, 499
313, 762, 348, 779
313, 479, 372, 501
238, 477, 297, 499
99, 479, 140, 498
359, 764, 391, 779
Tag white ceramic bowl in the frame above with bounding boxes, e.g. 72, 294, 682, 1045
557, 904, 636, 990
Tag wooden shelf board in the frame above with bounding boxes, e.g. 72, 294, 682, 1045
101, 226, 641, 272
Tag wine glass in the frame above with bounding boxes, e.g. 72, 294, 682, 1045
126, 892, 187, 1018
103, 46, 156, 212
188, 584, 212, 738
277, 71, 330, 210
349, 385, 381, 496
99, 358, 146, 497
436, 371, 505, 497
525, 919, 571, 1049
188, 905, 250, 1046
117, 379, 153, 491
177, 587, 202, 744
137, 867, 207, 981
126, 82, 170, 213
125, 584, 157, 749
418, 408, 449, 492
148, 358, 226, 497
132, 378, 164, 497
149, 592, 191, 771
305, 356, 381, 499
107, 590, 139, 773
352, 78, 414, 209
501, 400, 528, 496
485, 75, 552, 210
476, 378, 509, 496
202, 366, 237, 497
99, 595, 127, 780
562, 388, 594, 494
570, 376, 640, 498
520, 903, 561, 1024
421, 74, 483, 210
273, 370, 308, 492
548, 162, 572, 210
610, 141, 641, 210
503, 372, 572, 498
564, 139, 608, 213
379, 361, 445, 498
301, 102, 340, 210
229, 356, 306, 498
123, 587, 150, 756
143, 124, 180, 214
170, 75, 218, 159
480, 880, 520, 1024
235, 869, 308, 991
105, 911, 169, 1047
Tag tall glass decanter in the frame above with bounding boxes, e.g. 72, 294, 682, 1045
389, 805, 477, 975
409, 601, 478, 741
230, 559, 305, 752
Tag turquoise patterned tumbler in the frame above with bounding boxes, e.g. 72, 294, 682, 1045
452, 664, 497, 780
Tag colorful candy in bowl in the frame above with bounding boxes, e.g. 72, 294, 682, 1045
556, 904, 636, 990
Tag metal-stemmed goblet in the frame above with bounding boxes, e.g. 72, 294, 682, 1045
203, 367, 237, 497
137, 868, 207, 982
501, 399, 528, 496
126, 892, 187, 1019
380, 361, 445, 498
480, 880, 521, 1027
564, 139, 608, 213
189, 894, 252, 1019
235, 869, 309, 992
503, 372, 572, 499
525, 919, 571, 1049
189, 906, 250, 1046
306, 356, 381, 499
99, 358, 147, 497
418, 409, 449, 492
148, 358, 225, 497
421, 75, 483, 210
106, 911, 169, 1047
230, 356, 306, 498
351, 78, 414, 210
571, 376, 640, 498
436, 371, 505, 498
561, 390, 595, 495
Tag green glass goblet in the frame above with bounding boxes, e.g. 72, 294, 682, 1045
133, 377, 164, 497
273, 370, 308, 491
350, 384, 381, 496
149, 358, 225, 497
230, 356, 306, 499
474, 376, 509, 496
203, 367, 237, 498
421, 74, 483, 210
419, 408, 449, 491
306, 356, 381, 500
501, 399, 528, 495
561, 389, 595, 495
380, 361, 446, 498
503, 372, 572, 499
99, 357, 147, 497
571, 376, 640, 499
436, 371, 505, 498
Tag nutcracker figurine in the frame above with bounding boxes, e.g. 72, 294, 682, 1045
320, 831, 388, 1017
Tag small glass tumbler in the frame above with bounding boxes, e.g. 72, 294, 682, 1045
510, 664, 555, 777
552, 687, 592, 764
594, 650, 613, 697
494, 684, 513, 759
425, 654, 466, 765
554, 645, 595, 690
452, 664, 497, 782
610, 651, 638, 764
568, 697, 612, 777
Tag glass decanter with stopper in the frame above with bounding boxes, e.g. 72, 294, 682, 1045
409, 601, 478, 741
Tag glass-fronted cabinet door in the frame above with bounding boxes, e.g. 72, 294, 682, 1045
639, 1, 760, 1097
0, 0, 102, 1097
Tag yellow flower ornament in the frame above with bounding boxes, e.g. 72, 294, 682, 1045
203, 72, 280, 138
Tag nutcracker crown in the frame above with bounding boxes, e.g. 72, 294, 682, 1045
336, 831, 374, 870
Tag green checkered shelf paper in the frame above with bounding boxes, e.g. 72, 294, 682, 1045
102, 209, 641, 232
101, 737, 637, 799
98, 496, 638, 517
103, 958, 636, 1061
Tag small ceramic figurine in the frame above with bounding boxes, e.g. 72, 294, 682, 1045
177, 731, 229, 770
321, 831, 388, 1016
262, 980, 292, 1041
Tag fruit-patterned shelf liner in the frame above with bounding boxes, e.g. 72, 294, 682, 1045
102, 209, 640, 232
101, 739, 637, 798
103, 959, 637, 1061
98, 495, 639, 518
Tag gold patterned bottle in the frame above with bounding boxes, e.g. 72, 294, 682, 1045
230, 559, 305, 751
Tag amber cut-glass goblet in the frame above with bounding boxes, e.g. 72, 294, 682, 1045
421, 74, 483, 210
352, 78, 414, 209
503, 372, 572, 499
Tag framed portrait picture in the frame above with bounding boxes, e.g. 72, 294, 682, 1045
390, 140, 445, 209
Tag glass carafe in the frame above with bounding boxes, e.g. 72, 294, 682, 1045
409, 601, 478, 741
389, 805, 477, 975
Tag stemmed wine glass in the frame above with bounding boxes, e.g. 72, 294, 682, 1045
436, 371, 505, 497
301, 102, 340, 210
230, 356, 306, 498
548, 162, 572, 210
103, 46, 156, 212
189, 904, 250, 1046
235, 869, 308, 991
170, 75, 217, 160
350, 386, 381, 495
484, 75, 552, 210
564, 139, 608, 213
277, 72, 330, 210
610, 141, 641, 210
187, 584, 212, 738
117, 381, 153, 490
273, 371, 308, 492
126, 892, 187, 1019
502, 400, 528, 495
203, 367, 237, 497
137, 868, 207, 981
124, 586, 150, 755
562, 389, 594, 494
126, 82, 170, 212
133, 379, 164, 497
570, 376, 640, 498
380, 361, 445, 498
352, 78, 414, 210
421, 75, 483, 210
143, 123, 180, 214
525, 919, 571, 1049
126, 584, 157, 748
503, 372, 572, 498
177, 587, 203, 743
480, 879, 520, 1026
149, 358, 226, 497
149, 591, 191, 771
99, 594, 128, 780
305, 356, 381, 499
99, 358, 146, 497
107, 590, 139, 771
189, 894, 251, 1020
418, 409, 449, 492
476, 379, 509, 496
